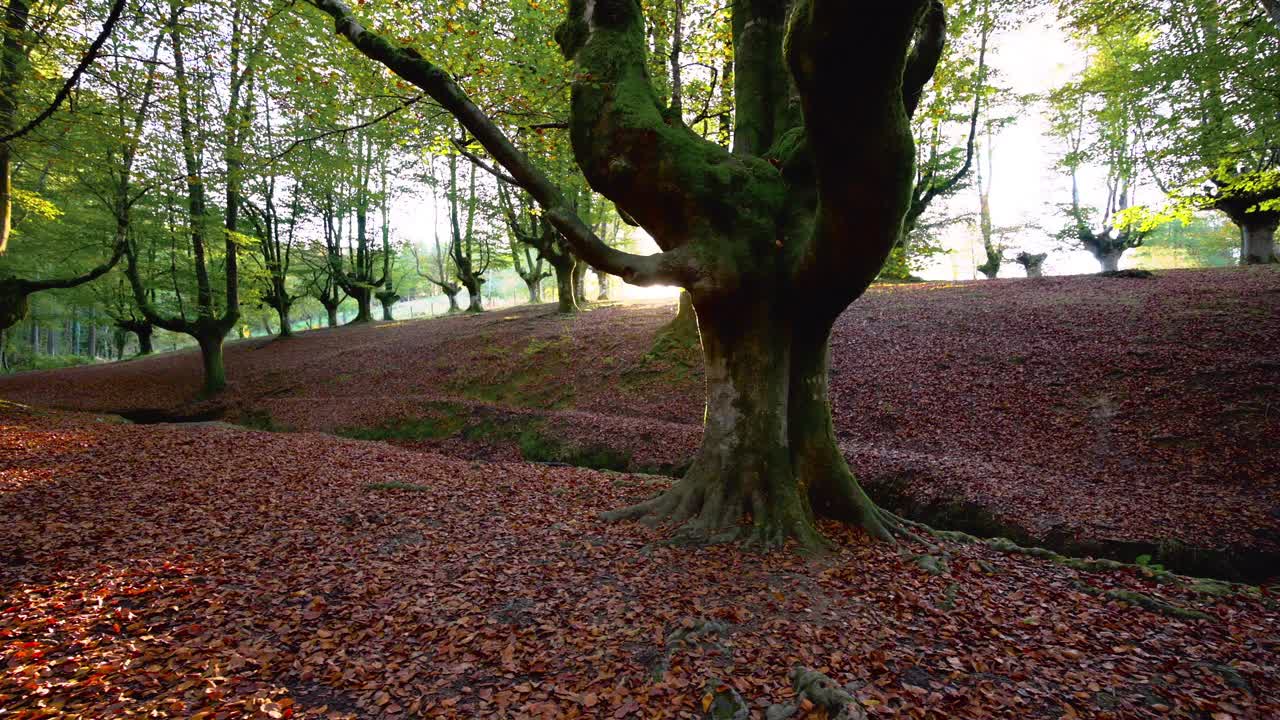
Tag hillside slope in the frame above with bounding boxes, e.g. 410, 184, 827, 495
3, 268, 1278, 579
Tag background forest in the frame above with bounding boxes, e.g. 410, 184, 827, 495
0, 0, 1274, 377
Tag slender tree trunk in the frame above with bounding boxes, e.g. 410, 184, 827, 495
197, 332, 226, 394
381, 299, 395, 321
572, 260, 588, 303
554, 263, 578, 314
525, 277, 542, 304
595, 269, 611, 300
324, 303, 339, 327
1241, 214, 1279, 265
443, 289, 461, 314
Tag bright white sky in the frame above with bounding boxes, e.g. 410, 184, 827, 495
390, 9, 1141, 301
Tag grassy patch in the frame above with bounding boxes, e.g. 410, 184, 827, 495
236, 408, 285, 432
518, 425, 633, 472
337, 402, 468, 441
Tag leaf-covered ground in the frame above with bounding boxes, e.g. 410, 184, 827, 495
3, 268, 1277, 579
2, 402, 1278, 719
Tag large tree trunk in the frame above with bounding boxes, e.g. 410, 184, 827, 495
349, 288, 374, 324
276, 302, 293, 338
197, 333, 226, 395
554, 263, 578, 314
380, 299, 395, 321
609, 300, 820, 545
609, 301, 885, 546
464, 283, 484, 313
136, 324, 153, 355
324, 302, 339, 328
526, 276, 542, 304
1097, 250, 1122, 273
789, 319, 891, 541
1241, 214, 1279, 265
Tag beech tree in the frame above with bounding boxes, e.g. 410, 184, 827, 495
121, 0, 268, 393
0, 0, 129, 329
1014, 251, 1047, 277
1059, 0, 1280, 264
1049, 36, 1150, 273
307, 0, 948, 545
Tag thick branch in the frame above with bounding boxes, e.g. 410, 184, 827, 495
307, 0, 685, 287
902, 1, 946, 119
0, 0, 127, 144
22, 240, 125, 292
786, 0, 931, 303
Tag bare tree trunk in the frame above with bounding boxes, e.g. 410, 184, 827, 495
554, 262, 578, 314
595, 269, 611, 300
1241, 214, 1279, 265
572, 259, 588, 304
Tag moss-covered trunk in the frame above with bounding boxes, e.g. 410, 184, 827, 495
1241, 214, 1278, 265
443, 289, 461, 314
525, 276, 543, 304
323, 303, 339, 328
789, 319, 892, 540
609, 300, 823, 545
196, 332, 226, 395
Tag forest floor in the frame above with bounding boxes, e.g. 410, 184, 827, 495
2, 267, 1277, 581
2, 400, 1279, 719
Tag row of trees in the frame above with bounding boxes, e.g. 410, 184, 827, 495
897, 0, 1278, 280
0, 0, 637, 389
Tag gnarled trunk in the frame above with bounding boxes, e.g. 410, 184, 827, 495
443, 289, 461, 314
609, 299, 887, 546
323, 302, 339, 328
1241, 214, 1278, 265
348, 287, 374, 324
464, 281, 484, 313
135, 324, 153, 355
525, 276, 543, 303
1097, 250, 1122, 273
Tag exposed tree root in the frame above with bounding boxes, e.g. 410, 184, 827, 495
764, 667, 869, 720
602, 472, 827, 551
1070, 581, 1212, 621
